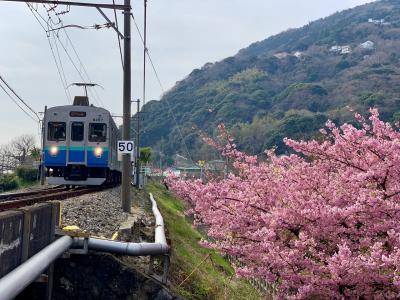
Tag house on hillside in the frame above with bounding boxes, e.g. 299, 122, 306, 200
293, 51, 303, 58
330, 45, 341, 53
359, 40, 375, 50
330, 45, 352, 55
273, 52, 289, 59
341, 46, 352, 54
368, 18, 391, 26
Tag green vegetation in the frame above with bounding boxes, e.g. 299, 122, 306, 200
0, 167, 39, 192
16, 167, 39, 182
147, 182, 260, 300
0, 174, 19, 192
138, 0, 400, 160
139, 147, 152, 165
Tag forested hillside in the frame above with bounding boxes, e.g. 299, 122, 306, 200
138, 0, 400, 161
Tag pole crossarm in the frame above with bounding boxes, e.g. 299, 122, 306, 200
97, 7, 124, 39
0, 0, 129, 10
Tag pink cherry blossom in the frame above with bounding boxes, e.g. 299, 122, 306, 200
167, 109, 400, 298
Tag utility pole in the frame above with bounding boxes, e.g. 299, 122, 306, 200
121, 0, 132, 212
1, 0, 131, 212
132, 99, 141, 188
40, 106, 47, 185
142, 0, 147, 109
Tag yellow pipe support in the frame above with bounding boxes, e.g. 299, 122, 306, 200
111, 232, 119, 240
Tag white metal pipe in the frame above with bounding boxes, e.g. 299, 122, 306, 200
72, 238, 169, 255
149, 192, 167, 245
71, 193, 169, 256
0, 235, 73, 300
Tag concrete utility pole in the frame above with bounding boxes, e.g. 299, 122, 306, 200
40, 106, 47, 185
136, 99, 140, 188
0, 0, 132, 211
121, 0, 132, 212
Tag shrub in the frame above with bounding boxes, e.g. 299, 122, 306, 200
0, 174, 19, 191
16, 167, 38, 182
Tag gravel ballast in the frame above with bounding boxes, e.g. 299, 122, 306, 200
61, 187, 129, 238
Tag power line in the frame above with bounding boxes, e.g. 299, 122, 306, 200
0, 75, 40, 121
27, 3, 71, 104
27, 3, 104, 107
63, 29, 105, 107
51, 31, 73, 103
112, 0, 124, 70
0, 81, 38, 123
131, 12, 194, 163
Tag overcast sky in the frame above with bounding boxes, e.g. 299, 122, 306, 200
0, 0, 375, 145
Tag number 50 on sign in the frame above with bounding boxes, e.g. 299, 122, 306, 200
117, 140, 135, 161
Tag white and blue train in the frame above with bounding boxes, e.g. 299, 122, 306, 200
43, 97, 121, 186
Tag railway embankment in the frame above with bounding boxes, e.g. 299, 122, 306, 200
13, 182, 259, 299
147, 182, 260, 299
61, 187, 130, 238
49, 186, 179, 299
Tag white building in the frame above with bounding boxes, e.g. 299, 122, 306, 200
330, 45, 352, 54
293, 51, 303, 58
341, 46, 352, 54
368, 18, 391, 26
330, 45, 341, 52
359, 40, 375, 50
273, 52, 289, 59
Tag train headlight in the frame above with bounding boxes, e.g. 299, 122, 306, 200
50, 146, 58, 157
94, 147, 103, 158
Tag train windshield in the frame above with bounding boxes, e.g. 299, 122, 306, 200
48, 122, 66, 141
71, 122, 84, 141
89, 123, 107, 142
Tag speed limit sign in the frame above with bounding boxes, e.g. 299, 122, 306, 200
118, 140, 135, 161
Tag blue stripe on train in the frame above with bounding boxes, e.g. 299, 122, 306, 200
68, 150, 85, 162
44, 146, 109, 167
44, 150, 67, 166
87, 150, 109, 167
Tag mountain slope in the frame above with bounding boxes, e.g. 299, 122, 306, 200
138, 0, 400, 161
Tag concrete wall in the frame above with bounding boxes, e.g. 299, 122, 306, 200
0, 210, 23, 277
0, 202, 60, 278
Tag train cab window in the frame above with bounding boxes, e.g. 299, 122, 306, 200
48, 122, 66, 141
89, 123, 107, 142
71, 122, 84, 141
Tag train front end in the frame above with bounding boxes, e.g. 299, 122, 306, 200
43, 101, 114, 186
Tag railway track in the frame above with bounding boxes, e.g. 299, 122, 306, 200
0, 185, 117, 212
0, 186, 67, 201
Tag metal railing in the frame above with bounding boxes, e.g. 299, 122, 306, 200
0, 193, 170, 300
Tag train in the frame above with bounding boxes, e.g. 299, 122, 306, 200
43, 96, 121, 186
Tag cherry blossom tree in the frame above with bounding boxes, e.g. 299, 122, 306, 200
167, 109, 400, 299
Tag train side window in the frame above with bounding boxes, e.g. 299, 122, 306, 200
48, 122, 66, 141
89, 123, 107, 142
71, 122, 84, 141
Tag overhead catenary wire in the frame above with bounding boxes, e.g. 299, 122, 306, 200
62, 29, 105, 107
131, 12, 194, 163
27, 3, 71, 104
112, 0, 124, 70
51, 30, 73, 103
41, 2, 105, 107
27, 4, 104, 107
0, 81, 38, 123
0, 75, 40, 121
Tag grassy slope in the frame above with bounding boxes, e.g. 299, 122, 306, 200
147, 182, 260, 300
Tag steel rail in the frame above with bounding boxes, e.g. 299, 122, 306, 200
0, 185, 115, 211
0, 186, 67, 201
